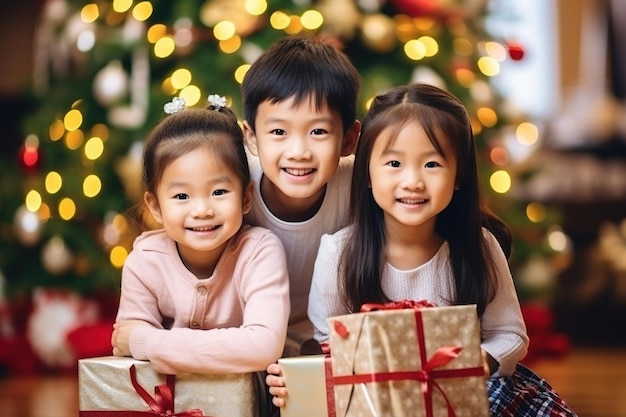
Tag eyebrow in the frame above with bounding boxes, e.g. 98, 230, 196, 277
165, 176, 234, 190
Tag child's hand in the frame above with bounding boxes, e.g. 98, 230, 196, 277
266, 362, 288, 407
111, 320, 149, 357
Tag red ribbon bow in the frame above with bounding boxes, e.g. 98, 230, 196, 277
79, 364, 210, 417
328, 300, 484, 417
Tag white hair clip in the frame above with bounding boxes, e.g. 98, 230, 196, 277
208, 94, 227, 109
163, 97, 186, 114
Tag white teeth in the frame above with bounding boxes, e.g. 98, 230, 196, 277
399, 199, 425, 204
191, 226, 216, 231
284, 168, 314, 176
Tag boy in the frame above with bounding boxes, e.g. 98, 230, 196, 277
241, 36, 361, 357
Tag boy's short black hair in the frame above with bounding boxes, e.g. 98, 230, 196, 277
241, 36, 360, 134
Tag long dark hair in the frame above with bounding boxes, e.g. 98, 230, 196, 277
339, 83, 511, 317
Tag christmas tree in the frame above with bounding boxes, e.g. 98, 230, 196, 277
0, 0, 571, 367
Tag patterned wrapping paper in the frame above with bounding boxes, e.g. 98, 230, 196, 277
78, 356, 257, 417
328, 304, 490, 417
278, 354, 329, 417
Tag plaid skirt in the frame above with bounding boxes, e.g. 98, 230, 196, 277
487, 363, 578, 416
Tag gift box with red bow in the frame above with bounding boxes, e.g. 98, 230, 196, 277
78, 356, 257, 416
280, 301, 490, 417
328, 301, 489, 417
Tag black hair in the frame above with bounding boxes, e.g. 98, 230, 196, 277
241, 36, 360, 135
339, 83, 511, 317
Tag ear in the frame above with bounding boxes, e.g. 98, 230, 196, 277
242, 121, 259, 156
144, 191, 163, 225
242, 182, 254, 215
341, 119, 361, 156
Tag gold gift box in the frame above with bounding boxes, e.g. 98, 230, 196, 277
328, 304, 490, 417
78, 355, 257, 417
278, 354, 329, 417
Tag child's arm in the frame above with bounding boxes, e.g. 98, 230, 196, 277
129, 229, 290, 375
480, 230, 530, 376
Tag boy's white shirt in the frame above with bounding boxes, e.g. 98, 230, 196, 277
245, 152, 354, 353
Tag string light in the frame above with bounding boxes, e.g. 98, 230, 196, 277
489, 170, 511, 194
58, 198, 77, 220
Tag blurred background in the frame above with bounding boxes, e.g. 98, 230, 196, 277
0, 0, 625, 416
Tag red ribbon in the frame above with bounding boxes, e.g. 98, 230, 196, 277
330, 300, 484, 417
80, 365, 210, 417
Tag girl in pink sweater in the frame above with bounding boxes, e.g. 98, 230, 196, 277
111, 95, 290, 375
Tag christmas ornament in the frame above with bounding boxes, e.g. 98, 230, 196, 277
390, 0, 442, 17
26, 288, 99, 368
114, 141, 144, 201
316, 0, 362, 39
13, 205, 43, 247
506, 40, 525, 61
93, 61, 129, 107
41, 236, 74, 275
108, 46, 149, 129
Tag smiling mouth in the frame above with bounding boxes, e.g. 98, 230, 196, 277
188, 225, 219, 232
398, 198, 426, 204
283, 168, 315, 176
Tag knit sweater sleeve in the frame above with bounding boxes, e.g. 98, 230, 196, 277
308, 229, 350, 343
480, 230, 530, 376
129, 228, 290, 375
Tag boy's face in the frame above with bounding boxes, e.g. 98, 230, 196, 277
244, 95, 357, 213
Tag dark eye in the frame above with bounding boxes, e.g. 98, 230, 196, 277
425, 161, 441, 168
213, 189, 228, 196
174, 193, 189, 200
271, 129, 286, 136
311, 128, 327, 135
387, 160, 401, 168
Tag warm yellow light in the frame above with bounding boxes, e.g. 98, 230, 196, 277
65, 129, 84, 150
477, 56, 500, 76
516, 122, 539, 145
39, 203, 51, 221
285, 16, 303, 34
245, 0, 267, 16
547, 228, 569, 252
25, 190, 42, 212
234, 64, 250, 84
45, 171, 63, 194
489, 146, 509, 166
179, 85, 202, 106
110, 245, 129, 268
526, 202, 547, 223
453, 38, 473, 56
161, 78, 177, 95
418, 36, 438, 57
404, 39, 426, 60
171, 68, 192, 90
81, 4, 100, 23
485, 41, 507, 61
490, 170, 511, 194
476, 107, 498, 128
49, 120, 65, 141
270, 11, 290, 30
213, 21, 236, 41
83, 174, 102, 198
455, 68, 475, 87
58, 198, 77, 220
84, 136, 104, 160
154, 37, 175, 58
219, 36, 242, 54
301, 10, 323, 30
132, 1, 153, 21
91, 123, 110, 141
112, 0, 133, 13
147, 24, 167, 43
64, 109, 83, 131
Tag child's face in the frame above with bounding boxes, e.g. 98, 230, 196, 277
244, 95, 355, 209
368, 121, 457, 232
145, 146, 251, 274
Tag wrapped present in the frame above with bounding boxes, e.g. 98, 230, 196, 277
78, 355, 257, 416
278, 354, 329, 417
328, 301, 489, 417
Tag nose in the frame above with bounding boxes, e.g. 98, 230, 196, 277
402, 167, 425, 190
192, 199, 214, 218
285, 136, 312, 160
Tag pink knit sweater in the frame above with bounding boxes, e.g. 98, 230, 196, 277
116, 224, 290, 374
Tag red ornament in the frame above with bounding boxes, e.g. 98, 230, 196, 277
507, 41, 525, 61
390, 0, 440, 17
